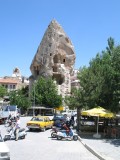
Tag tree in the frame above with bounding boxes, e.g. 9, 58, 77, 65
9, 87, 31, 113
61, 37, 120, 132
108, 45, 120, 111
65, 87, 87, 131
0, 85, 7, 98
106, 37, 115, 55
77, 37, 120, 112
31, 77, 62, 108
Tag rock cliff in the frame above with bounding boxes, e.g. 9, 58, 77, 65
30, 20, 76, 97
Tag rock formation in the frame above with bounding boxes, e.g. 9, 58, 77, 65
30, 19, 76, 97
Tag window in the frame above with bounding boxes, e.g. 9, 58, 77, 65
63, 59, 65, 62
37, 70, 39, 75
10, 85, 12, 89
13, 85, 16, 89
5, 85, 8, 88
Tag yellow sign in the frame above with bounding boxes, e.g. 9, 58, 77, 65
55, 106, 64, 111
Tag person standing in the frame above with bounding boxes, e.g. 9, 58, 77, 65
70, 115, 75, 127
15, 117, 20, 141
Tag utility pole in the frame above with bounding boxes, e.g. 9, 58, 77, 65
33, 80, 36, 116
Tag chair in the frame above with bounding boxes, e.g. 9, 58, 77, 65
104, 127, 111, 138
111, 128, 117, 139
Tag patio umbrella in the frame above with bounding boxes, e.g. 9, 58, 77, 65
81, 107, 115, 118
81, 107, 115, 138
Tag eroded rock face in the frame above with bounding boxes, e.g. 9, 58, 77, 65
30, 20, 76, 97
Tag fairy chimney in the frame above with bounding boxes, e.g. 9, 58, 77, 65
30, 20, 76, 97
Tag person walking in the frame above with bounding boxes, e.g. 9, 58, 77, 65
15, 116, 20, 141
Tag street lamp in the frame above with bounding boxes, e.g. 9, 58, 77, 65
33, 80, 36, 116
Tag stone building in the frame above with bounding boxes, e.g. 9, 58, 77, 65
29, 20, 76, 98
0, 67, 29, 92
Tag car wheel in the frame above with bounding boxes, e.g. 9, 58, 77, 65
4, 135, 10, 141
3, 137, 7, 141
42, 127, 46, 132
21, 135, 26, 139
29, 128, 33, 131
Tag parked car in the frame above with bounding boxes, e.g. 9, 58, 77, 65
26, 116, 54, 131
0, 132, 10, 160
62, 110, 77, 117
52, 114, 66, 127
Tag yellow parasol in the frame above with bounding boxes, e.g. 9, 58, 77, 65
81, 107, 115, 138
81, 107, 115, 118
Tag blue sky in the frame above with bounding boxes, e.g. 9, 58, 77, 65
0, 0, 120, 77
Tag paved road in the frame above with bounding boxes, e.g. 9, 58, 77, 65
0, 117, 99, 160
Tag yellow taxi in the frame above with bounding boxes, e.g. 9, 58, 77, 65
26, 116, 54, 131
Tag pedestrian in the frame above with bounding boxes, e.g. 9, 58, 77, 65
15, 116, 20, 141
70, 115, 74, 127
66, 116, 71, 127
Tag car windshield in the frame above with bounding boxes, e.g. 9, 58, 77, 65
31, 117, 44, 121
4, 105, 17, 111
53, 115, 64, 119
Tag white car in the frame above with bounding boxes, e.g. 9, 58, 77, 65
0, 133, 10, 160
62, 110, 77, 117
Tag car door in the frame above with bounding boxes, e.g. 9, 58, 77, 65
44, 117, 48, 128
47, 117, 51, 128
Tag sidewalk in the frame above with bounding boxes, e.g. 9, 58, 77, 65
78, 132, 120, 160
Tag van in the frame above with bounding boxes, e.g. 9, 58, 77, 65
1, 105, 20, 121
68, 110, 77, 116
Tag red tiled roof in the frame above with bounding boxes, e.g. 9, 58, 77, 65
0, 78, 19, 84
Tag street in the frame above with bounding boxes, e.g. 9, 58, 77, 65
0, 117, 99, 160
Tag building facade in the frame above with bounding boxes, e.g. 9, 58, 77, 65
0, 67, 29, 92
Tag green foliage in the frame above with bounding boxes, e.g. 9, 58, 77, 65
65, 87, 87, 131
109, 45, 120, 111
31, 77, 62, 108
106, 37, 115, 55
66, 37, 120, 113
0, 85, 7, 98
65, 87, 86, 109
9, 86, 31, 112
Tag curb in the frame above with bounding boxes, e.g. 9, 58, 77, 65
78, 136, 108, 160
